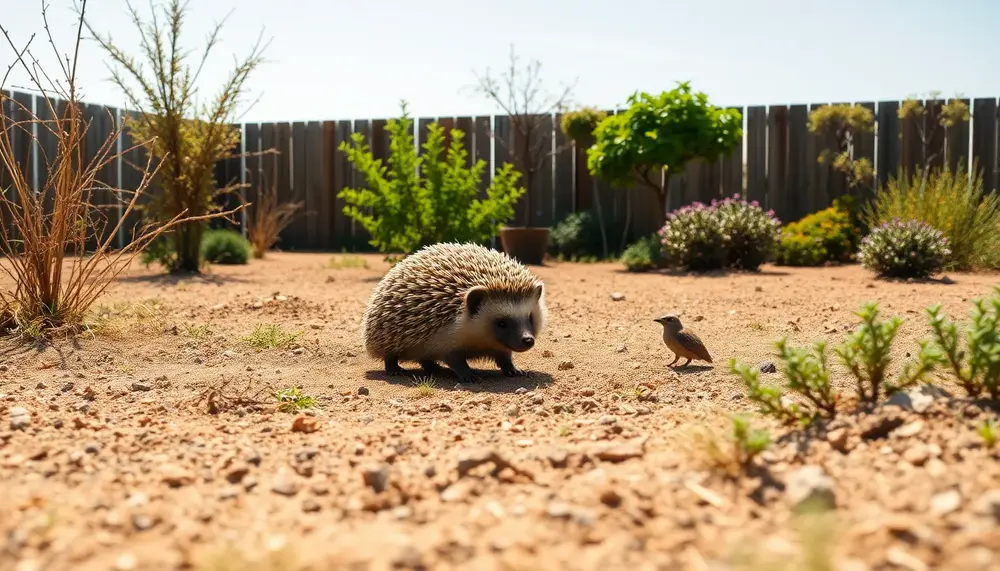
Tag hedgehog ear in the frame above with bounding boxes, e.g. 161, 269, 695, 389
465, 286, 489, 317
532, 282, 544, 302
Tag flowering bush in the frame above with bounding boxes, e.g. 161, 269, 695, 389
715, 195, 781, 271
858, 219, 951, 279
659, 202, 728, 271
775, 197, 859, 266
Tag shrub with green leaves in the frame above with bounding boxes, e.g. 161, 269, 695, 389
620, 233, 665, 272
549, 211, 609, 260
775, 197, 859, 266
658, 202, 728, 271
559, 107, 608, 144
714, 195, 781, 271
338, 101, 524, 255
729, 301, 941, 425
201, 229, 252, 265
862, 165, 1000, 271
927, 286, 1000, 399
858, 219, 950, 279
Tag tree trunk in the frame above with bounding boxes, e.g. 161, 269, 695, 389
173, 220, 204, 273
656, 176, 670, 228
619, 192, 632, 253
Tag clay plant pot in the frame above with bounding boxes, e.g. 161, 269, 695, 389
499, 226, 551, 266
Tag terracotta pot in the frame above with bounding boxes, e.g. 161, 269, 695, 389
498, 226, 551, 266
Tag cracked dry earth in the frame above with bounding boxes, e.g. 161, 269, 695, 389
1, 253, 1000, 571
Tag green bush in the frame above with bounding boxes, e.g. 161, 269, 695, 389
559, 108, 608, 144
775, 198, 859, 266
861, 164, 1000, 271
620, 234, 664, 272
928, 286, 1000, 400
858, 219, 950, 279
715, 195, 781, 271
201, 229, 252, 265
658, 202, 728, 271
549, 211, 607, 260
338, 101, 524, 255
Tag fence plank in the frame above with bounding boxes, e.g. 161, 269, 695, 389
351, 119, 372, 250
303, 122, 323, 250
473, 116, 491, 197
455, 116, 473, 169
0, 91, 13, 242
945, 98, 971, 172
853, 102, 876, 198
524, 114, 554, 228
807, 103, 835, 210
12, 91, 34, 191
417, 117, 433, 158
552, 113, 573, 223
766, 105, 789, 222
493, 115, 515, 228
745, 106, 767, 205
91, 104, 119, 247
720, 107, 744, 199
243, 123, 260, 242
876, 100, 900, 187
827, 102, 851, 202
291, 121, 308, 248
334, 120, 353, 249
35, 97, 62, 220
274, 122, 293, 248
785, 104, 809, 222
972, 98, 998, 193
320, 121, 336, 249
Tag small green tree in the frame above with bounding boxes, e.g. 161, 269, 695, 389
338, 102, 525, 255
807, 104, 876, 199
83, 0, 266, 273
898, 91, 971, 183
587, 83, 742, 249
560, 107, 609, 258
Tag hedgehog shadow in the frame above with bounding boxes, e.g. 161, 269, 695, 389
366, 368, 555, 394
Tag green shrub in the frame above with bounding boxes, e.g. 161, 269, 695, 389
714, 195, 781, 271
775, 198, 858, 266
861, 165, 1000, 271
659, 202, 728, 271
858, 219, 950, 279
559, 108, 608, 143
927, 286, 1000, 399
620, 234, 664, 272
338, 101, 524, 255
201, 229, 252, 265
549, 211, 607, 260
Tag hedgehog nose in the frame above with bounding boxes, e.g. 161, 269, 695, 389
521, 335, 534, 348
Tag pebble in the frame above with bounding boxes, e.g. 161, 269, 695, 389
514, 387, 528, 395
357, 386, 370, 396
598, 487, 623, 507
301, 498, 321, 513
896, 420, 925, 438
506, 405, 520, 417
826, 428, 851, 452
903, 443, 930, 466
578, 388, 595, 397
598, 415, 619, 425
9, 407, 30, 431
291, 415, 319, 433
558, 360, 574, 371
785, 465, 836, 512
758, 361, 777, 374
929, 489, 962, 516
592, 438, 645, 463
362, 463, 390, 493
971, 489, 1000, 522
270, 471, 300, 496
160, 463, 195, 487
610, 292, 625, 301
130, 382, 151, 392
885, 384, 950, 414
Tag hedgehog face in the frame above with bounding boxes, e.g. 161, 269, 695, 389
464, 283, 545, 353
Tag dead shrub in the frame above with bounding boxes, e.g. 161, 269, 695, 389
243, 166, 303, 259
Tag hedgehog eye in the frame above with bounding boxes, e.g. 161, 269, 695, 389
496, 319, 508, 329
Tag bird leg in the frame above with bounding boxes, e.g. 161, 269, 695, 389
444, 353, 480, 383
495, 353, 529, 377
384, 356, 404, 376
419, 360, 447, 375
681, 357, 692, 367
667, 354, 680, 367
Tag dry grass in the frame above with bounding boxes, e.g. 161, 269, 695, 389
244, 167, 303, 259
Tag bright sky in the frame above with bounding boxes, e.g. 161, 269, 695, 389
4, 0, 999, 123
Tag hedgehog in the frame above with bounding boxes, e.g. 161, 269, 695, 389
361, 242, 547, 383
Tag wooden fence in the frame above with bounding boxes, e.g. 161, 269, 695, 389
3, 89, 1000, 252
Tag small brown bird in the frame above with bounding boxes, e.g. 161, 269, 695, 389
654, 314, 713, 368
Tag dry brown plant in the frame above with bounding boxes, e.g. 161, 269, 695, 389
243, 164, 303, 259
0, 0, 236, 337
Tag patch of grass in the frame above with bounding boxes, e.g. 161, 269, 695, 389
83, 299, 168, 338
696, 414, 772, 479
557, 425, 572, 437
412, 377, 436, 398
274, 387, 318, 413
242, 324, 303, 350
185, 324, 214, 340
326, 255, 369, 270
748, 321, 766, 332
978, 418, 998, 449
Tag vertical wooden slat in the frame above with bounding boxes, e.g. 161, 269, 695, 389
972, 98, 998, 193
720, 107, 745, 199
552, 113, 574, 223
0, 91, 13, 239
34, 98, 61, 220
745, 106, 767, 206
437, 117, 455, 155
944, 98, 971, 172
12, 91, 35, 192
243, 122, 261, 242
417, 117, 433, 158
259, 122, 277, 247
766, 105, 789, 221
473, 116, 492, 197
785, 104, 809, 222
303, 121, 323, 250
519, 113, 554, 228
853, 102, 876, 199
899, 99, 923, 177
351, 119, 371, 250
320, 121, 337, 250
573, 138, 593, 212
455, 116, 474, 169
334, 120, 353, 249
493, 115, 516, 231
291, 121, 308, 248
92, 104, 119, 247
925, 100, 946, 172
118, 110, 143, 245
274, 122, 293, 248
876, 101, 901, 188
807, 103, 834, 210
826, 102, 851, 202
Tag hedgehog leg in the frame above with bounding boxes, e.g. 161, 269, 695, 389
419, 360, 446, 375
384, 356, 405, 376
495, 353, 528, 377
443, 354, 479, 384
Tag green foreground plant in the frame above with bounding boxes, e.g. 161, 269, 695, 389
699, 415, 772, 478
927, 286, 1000, 399
339, 102, 524, 255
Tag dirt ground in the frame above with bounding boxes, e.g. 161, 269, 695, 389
1, 253, 999, 571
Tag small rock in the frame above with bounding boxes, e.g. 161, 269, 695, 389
598, 415, 619, 425
592, 438, 646, 463
758, 361, 777, 374
362, 463, 391, 493
547, 449, 569, 469
84, 442, 101, 455
35, 382, 46, 390
301, 498, 321, 513
896, 420, 925, 438
885, 384, 951, 414
610, 292, 625, 301
859, 410, 906, 440
292, 347, 305, 355
929, 489, 962, 516
754, 285, 763, 292
826, 428, 851, 453
514, 387, 528, 395
114, 553, 137, 571
615, 345, 627, 353
547, 501, 572, 519
226, 465, 250, 484
940, 275, 954, 285
291, 415, 319, 433
160, 463, 195, 487
130, 382, 151, 392
222, 350, 235, 358
971, 489, 1000, 522
131, 514, 155, 531
506, 404, 520, 417
598, 487, 623, 507
357, 386, 370, 396
558, 361, 574, 371
579, 388, 595, 397
903, 443, 930, 466
785, 465, 836, 512
542, 350, 553, 358
9, 407, 30, 431
270, 470, 300, 496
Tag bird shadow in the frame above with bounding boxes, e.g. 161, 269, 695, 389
364, 366, 555, 394
669, 364, 714, 375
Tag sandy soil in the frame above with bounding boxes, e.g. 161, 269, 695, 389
1, 253, 999, 571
